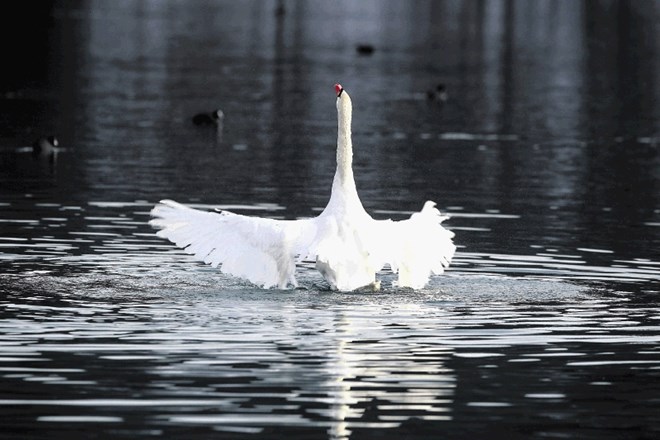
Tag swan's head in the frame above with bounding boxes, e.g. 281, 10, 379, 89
334, 83, 352, 118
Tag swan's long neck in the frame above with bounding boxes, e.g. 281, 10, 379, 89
336, 95, 354, 182
326, 91, 365, 214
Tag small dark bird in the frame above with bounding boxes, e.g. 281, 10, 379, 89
192, 109, 224, 126
32, 136, 59, 159
426, 83, 448, 102
356, 44, 375, 55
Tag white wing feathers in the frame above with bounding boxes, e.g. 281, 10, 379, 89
150, 199, 454, 290
149, 200, 316, 288
377, 201, 456, 289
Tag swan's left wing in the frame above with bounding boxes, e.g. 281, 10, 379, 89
150, 200, 317, 288
373, 201, 456, 289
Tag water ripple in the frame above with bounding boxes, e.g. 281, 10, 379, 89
2, 267, 660, 437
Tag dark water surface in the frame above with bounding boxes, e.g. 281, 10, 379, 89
1, 1, 659, 439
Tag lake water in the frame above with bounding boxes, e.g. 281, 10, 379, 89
1, 1, 659, 439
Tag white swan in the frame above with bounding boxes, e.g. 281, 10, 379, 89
150, 84, 456, 291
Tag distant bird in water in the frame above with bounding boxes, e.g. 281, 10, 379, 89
32, 136, 59, 160
192, 109, 224, 126
356, 44, 375, 56
426, 83, 448, 102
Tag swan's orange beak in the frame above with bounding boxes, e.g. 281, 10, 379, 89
334, 83, 344, 97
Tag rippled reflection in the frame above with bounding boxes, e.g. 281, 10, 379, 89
1, 273, 660, 438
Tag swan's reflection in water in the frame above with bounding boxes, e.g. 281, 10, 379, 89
321, 307, 456, 438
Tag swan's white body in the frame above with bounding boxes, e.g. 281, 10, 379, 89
150, 84, 455, 291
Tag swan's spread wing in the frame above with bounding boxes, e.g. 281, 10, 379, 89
150, 200, 317, 288
374, 201, 456, 289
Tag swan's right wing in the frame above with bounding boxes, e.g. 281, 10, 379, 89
150, 200, 317, 288
374, 201, 456, 289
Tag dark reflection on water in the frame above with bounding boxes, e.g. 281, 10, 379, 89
1, 0, 659, 438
